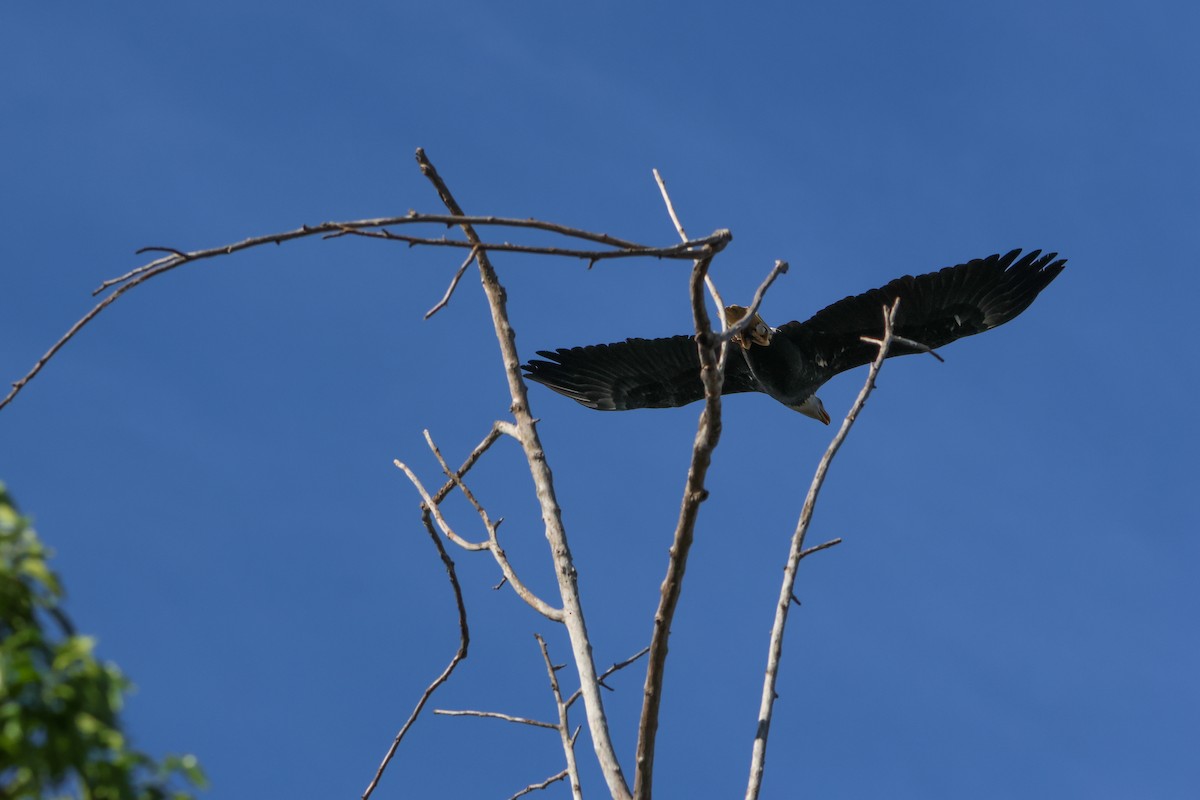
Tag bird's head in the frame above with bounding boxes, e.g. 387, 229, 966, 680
724, 304, 772, 350
791, 395, 831, 425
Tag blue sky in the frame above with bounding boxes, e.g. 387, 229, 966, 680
2, 2, 1198, 797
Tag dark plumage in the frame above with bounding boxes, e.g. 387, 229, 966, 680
522, 249, 1066, 422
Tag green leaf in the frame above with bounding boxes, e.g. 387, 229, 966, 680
0, 483, 205, 799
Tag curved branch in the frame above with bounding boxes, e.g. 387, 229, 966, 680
422, 431, 564, 622
362, 504, 469, 800
1, 215, 728, 414
393, 459, 490, 552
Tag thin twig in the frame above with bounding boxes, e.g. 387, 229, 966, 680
393, 459, 489, 552
425, 245, 479, 319
429, 421, 512, 507
798, 537, 843, 560
363, 423, 514, 797
536, 634, 583, 800
566, 645, 651, 709
362, 510, 469, 800
745, 299, 904, 800
330, 225, 730, 262
653, 168, 727, 325
716, 260, 791, 346
415, 147, 632, 800
506, 770, 570, 800
892, 335, 945, 362
433, 709, 559, 730
424, 431, 563, 621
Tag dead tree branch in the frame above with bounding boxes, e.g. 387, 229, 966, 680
566, 645, 651, 709
432, 709, 559, 730
744, 299, 903, 800
506, 770, 570, 800
716, 260, 791, 347
0, 213, 728, 414
425, 244, 480, 319
6, 147, 887, 798
653, 168, 727, 323
329, 225, 730, 263
798, 537, 844, 560
363, 422, 516, 797
362, 507, 469, 800
414, 147, 636, 800
633, 176, 787, 800
634, 248, 721, 800
535, 634, 583, 800
422, 430, 563, 621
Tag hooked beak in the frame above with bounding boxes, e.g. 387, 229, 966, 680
793, 395, 831, 425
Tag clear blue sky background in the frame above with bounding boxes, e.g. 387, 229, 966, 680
3, 2, 1198, 797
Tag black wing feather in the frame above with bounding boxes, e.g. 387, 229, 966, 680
522, 335, 759, 410
777, 249, 1066, 382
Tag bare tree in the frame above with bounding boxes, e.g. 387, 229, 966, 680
2, 149, 913, 800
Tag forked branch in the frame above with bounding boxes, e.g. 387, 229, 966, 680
535, 634, 584, 800
414, 148, 633, 800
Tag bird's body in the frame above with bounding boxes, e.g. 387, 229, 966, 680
522, 249, 1066, 422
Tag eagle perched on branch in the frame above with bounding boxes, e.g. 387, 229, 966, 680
522, 249, 1066, 423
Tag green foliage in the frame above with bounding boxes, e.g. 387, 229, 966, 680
0, 483, 206, 799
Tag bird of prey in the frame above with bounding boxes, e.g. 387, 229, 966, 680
522, 249, 1066, 423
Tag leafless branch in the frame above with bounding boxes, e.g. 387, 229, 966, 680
9, 146, 876, 798
566, 645, 651, 709
652, 170, 790, 374
536, 634, 583, 800
423, 430, 563, 621
393, 459, 489, 552
415, 147, 633, 800
745, 299, 903, 800
101, 213, 692, 292
433, 709, 559, 730
425, 245, 479, 319
2, 278, 143, 414
633, 248, 721, 800
329, 224, 730, 263
892, 335, 945, 362
428, 421, 513, 507
506, 770, 570, 800
798, 537, 843, 560
0, 210, 729, 413
362, 508, 469, 800
716, 259, 791, 347
653, 168, 727, 324
633, 179, 790, 800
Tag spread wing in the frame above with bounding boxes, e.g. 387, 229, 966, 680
522, 335, 760, 410
777, 248, 1066, 382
